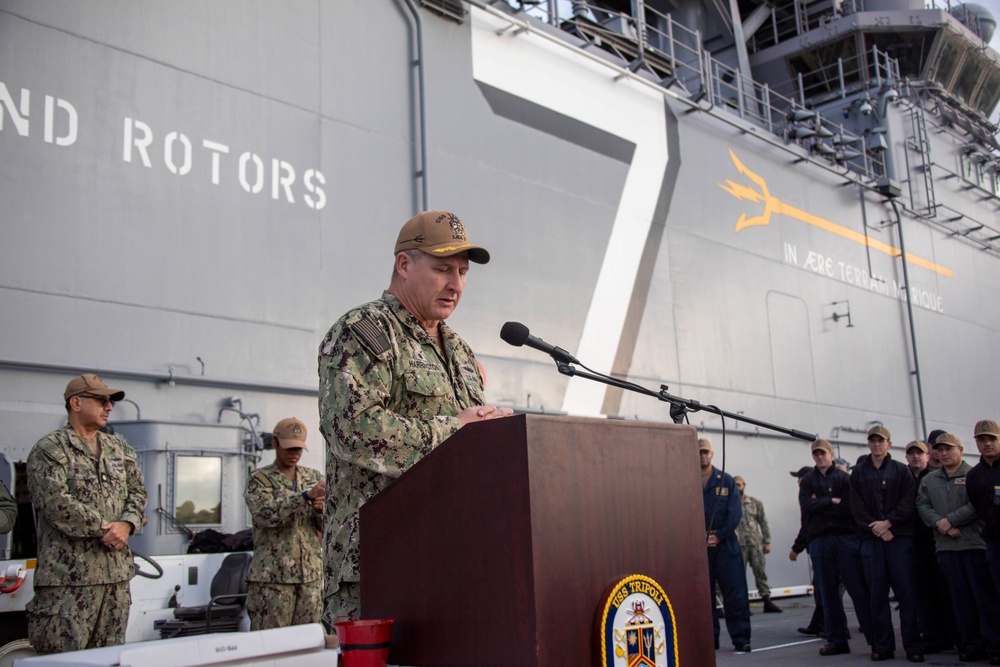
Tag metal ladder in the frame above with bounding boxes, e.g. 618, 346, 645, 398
906, 106, 937, 217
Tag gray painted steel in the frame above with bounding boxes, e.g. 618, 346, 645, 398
1, 0, 999, 595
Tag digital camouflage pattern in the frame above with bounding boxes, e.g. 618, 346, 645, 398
325, 580, 361, 623
27, 582, 131, 655
736, 494, 771, 548
246, 580, 322, 630
736, 493, 772, 598
27, 426, 147, 587
318, 292, 485, 612
0, 480, 15, 534
26, 426, 146, 653
245, 463, 323, 588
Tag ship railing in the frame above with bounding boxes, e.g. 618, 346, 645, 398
761, 0, 988, 51
748, 0, 994, 54
747, 0, 841, 51
706, 56, 886, 179
779, 46, 902, 106
484, 1, 885, 179
506, 1, 708, 94
923, 0, 992, 44
745, 5, 798, 52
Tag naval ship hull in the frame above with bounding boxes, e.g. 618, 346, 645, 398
1, 0, 999, 658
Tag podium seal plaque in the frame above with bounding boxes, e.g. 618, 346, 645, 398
597, 574, 678, 667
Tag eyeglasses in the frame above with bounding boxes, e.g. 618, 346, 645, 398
80, 394, 115, 408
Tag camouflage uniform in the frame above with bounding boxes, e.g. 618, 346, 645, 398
736, 493, 772, 598
318, 291, 485, 626
0, 480, 15, 534
26, 426, 147, 654
244, 463, 324, 629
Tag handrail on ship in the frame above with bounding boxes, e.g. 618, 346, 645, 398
747, 0, 996, 53
473, 3, 1000, 254
475, 0, 887, 181
777, 46, 902, 106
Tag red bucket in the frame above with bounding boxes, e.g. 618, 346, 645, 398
334, 618, 395, 667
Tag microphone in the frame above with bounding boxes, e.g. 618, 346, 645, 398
500, 322, 580, 365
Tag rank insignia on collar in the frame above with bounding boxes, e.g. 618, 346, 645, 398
597, 574, 678, 667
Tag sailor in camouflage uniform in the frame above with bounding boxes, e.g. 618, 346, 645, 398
734, 476, 782, 613
0, 480, 16, 534
26, 374, 147, 655
318, 210, 513, 627
245, 417, 325, 630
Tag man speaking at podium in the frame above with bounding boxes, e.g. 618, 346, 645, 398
318, 210, 513, 629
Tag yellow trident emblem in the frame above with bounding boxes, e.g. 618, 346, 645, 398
718, 149, 953, 278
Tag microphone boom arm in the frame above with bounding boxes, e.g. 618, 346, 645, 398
556, 363, 816, 441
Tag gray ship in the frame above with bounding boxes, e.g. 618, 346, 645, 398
1, 0, 999, 661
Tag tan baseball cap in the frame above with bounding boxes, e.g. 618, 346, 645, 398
272, 417, 308, 450
63, 373, 125, 401
974, 419, 1000, 438
811, 439, 833, 454
933, 433, 962, 449
698, 438, 712, 452
905, 441, 928, 454
868, 424, 891, 440
394, 210, 490, 264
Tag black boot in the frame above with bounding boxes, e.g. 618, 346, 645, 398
762, 596, 783, 613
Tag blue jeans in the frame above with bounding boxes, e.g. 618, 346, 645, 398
937, 550, 1000, 654
860, 536, 921, 653
707, 538, 751, 647
809, 534, 872, 646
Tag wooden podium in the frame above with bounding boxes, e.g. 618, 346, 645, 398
360, 414, 715, 666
